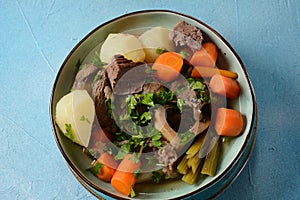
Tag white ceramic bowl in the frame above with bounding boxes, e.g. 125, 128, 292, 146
50, 10, 257, 200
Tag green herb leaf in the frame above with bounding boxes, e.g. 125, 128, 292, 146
87, 161, 103, 175
188, 78, 210, 104
177, 99, 184, 113
176, 84, 186, 95
128, 95, 138, 111
151, 132, 162, 141
154, 89, 174, 104
152, 171, 162, 183
114, 143, 131, 160
152, 139, 162, 148
91, 73, 101, 88
134, 169, 140, 179
80, 115, 91, 124
179, 131, 195, 145
140, 111, 151, 124
130, 187, 136, 198
156, 48, 168, 55
140, 93, 154, 107
131, 153, 140, 164
92, 51, 106, 69
179, 50, 190, 59
120, 112, 131, 121
65, 123, 75, 142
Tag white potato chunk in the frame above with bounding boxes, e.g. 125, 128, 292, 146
55, 90, 95, 147
100, 33, 145, 63
139, 26, 175, 63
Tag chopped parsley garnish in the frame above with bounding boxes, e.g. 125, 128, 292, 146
153, 89, 174, 104
80, 115, 91, 124
156, 47, 168, 55
145, 126, 163, 148
134, 169, 140, 179
65, 123, 75, 142
179, 50, 190, 59
91, 73, 101, 88
114, 142, 131, 160
177, 98, 184, 113
179, 131, 195, 145
92, 51, 106, 69
140, 93, 155, 107
130, 187, 136, 198
130, 153, 140, 164
188, 78, 210, 104
152, 171, 162, 183
87, 161, 103, 175
139, 111, 152, 124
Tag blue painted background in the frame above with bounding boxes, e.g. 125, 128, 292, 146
0, 0, 299, 199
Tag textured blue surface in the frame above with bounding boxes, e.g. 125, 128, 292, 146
0, 0, 299, 199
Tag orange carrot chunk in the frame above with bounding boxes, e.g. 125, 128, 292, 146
209, 74, 241, 99
117, 154, 141, 173
190, 42, 218, 68
94, 152, 118, 182
97, 152, 118, 169
95, 165, 116, 182
214, 108, 244, 137
111, 171, 136, 196
191, 66, 238, 79
152, 51, 183, 82
111, 154, 141, 196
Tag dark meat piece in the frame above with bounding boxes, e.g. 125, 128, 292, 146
92, 69, 115, 133
169, 21, 203, 52
106, 55, 148, 95
157, 141, 179, 178
142, 82, 164, 94
72, 64, 99, 95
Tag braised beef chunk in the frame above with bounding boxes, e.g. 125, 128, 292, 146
72, 64, 99, 95
169, 21, 203, 52
92, 70, 115, 132
142, 82, 164, 94
105, 55, 148, 95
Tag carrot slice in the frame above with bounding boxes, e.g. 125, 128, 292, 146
97, 152, 118, 169
94, 152, 118, 182
117, 154, 141, 173
111, 171, 136, 196
95, 164, 116, 182
152, 51, 183, 82
191, 66, 238, 79
111, 154, 141, 196
214, 108, 244, 136
209, 74, 241, 99
190, 42, 218, 68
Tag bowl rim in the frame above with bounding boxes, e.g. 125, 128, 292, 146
50, 9, 258, 200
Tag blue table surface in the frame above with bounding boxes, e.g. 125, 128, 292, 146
1, 0, 299, 199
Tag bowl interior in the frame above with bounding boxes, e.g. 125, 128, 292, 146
51, 10, 255, 199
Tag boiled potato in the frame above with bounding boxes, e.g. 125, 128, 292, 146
100, 33, 145, 63
55, 90, 95, 147
139, 26, 175, 63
